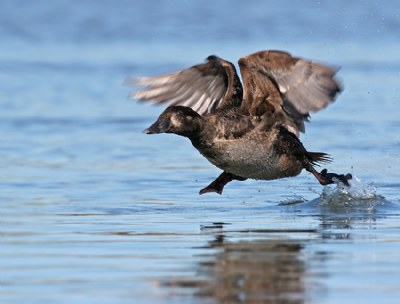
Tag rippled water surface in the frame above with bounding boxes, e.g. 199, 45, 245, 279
1, 1, 400, 303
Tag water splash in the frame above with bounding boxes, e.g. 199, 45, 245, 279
319, 176, 385, 209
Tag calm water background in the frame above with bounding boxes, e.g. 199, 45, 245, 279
1, 0, 400, 303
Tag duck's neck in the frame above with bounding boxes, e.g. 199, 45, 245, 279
177, 116, 204, 141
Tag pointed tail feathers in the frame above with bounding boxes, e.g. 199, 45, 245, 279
307, 152, 332, 166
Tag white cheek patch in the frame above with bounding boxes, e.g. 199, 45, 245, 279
170, 116, 182, 129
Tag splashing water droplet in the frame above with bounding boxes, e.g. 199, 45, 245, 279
319, 176, 385, 210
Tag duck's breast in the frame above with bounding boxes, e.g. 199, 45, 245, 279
198, 130, 303, 180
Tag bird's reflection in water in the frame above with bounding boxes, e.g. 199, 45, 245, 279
159, 189, 388, 303
162, 226, 309, 304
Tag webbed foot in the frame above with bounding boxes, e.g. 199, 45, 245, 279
199, 172, 247, 195
199, 184, 224, 195
305, 163, 352, 186
318, 169, 352, 186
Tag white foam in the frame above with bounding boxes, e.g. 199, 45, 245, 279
319, 176, 384, 209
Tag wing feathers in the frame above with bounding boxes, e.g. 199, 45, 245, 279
127, 57, 236, 115
239, 50, 341, 136
129, 50, 341, 136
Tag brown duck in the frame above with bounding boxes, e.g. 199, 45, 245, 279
128, 50, 352, 194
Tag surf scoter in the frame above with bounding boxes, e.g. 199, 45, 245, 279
127, 50, 352, 194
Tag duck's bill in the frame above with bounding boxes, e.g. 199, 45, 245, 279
143, 119, 170, 134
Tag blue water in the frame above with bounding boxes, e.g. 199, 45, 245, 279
1, 0, 400, 303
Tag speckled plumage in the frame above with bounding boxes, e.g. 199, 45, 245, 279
190, 113, 300, 180
129, 50, 351, 194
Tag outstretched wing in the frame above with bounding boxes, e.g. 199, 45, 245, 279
126, 56, 242, 115
238, 50, 341, 135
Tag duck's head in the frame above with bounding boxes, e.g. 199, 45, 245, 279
144, 106, 203, 137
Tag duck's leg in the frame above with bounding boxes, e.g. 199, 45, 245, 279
199, 172, 247, 195
305, 165, 352, 186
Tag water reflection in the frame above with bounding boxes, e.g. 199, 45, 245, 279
162, 230, 308, 303
159, 190, 392, 303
